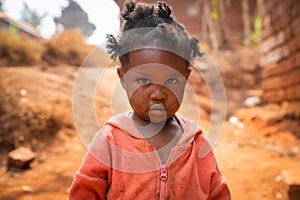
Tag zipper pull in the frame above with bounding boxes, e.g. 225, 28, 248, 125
160, 165, 168, 181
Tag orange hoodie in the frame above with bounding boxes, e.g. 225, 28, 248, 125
69, 112, 231, 199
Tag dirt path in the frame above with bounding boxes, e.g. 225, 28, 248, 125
0, 65, 299, 200
216, 123, 300, 200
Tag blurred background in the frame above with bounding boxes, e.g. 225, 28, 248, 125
0, 0, 299, 199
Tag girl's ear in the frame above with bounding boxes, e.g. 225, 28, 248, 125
185, 68, 192, 80
117, 67, 126, 89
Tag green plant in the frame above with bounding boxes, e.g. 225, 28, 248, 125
251, 16, 262, 46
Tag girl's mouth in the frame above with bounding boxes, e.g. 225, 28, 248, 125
149, 104, 166, 116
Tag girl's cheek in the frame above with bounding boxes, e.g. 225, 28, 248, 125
128, 86, 145, 99
126, 82, 139, 96
167, 86, 185, 99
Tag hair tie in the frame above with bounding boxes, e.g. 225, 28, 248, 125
122, 1, 136, 20
158, 2, 172, 20
106, 34, 122, 60
190, 37, 204, 58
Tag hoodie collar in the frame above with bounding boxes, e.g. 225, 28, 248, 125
105, 111, 200, 147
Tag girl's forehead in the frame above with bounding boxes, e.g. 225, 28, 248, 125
126, 64, 182, 76
124, 49, 188, 73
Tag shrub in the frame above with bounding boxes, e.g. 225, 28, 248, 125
0, 30, 97, 66
0, 32, 44, 66
42, 29, 93, 66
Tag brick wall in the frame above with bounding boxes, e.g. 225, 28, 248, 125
260, 0, 300, 118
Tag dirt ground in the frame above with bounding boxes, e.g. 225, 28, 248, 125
0, 47, 299, 200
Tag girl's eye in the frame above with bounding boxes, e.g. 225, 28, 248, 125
165, 78, 178, 85
138, 78, 151, 84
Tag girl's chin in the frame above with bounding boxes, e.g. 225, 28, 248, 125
140, 116, 167, 125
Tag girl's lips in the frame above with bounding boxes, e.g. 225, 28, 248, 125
149, 109, 165, 116
150, 104, 165, 110
149, 104, 166, 116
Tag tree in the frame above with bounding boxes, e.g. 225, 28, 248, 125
21, 2, 47, 31
201, 0, 219, 50
241, 0, 251, 46
211, 0, 228, 49
201, 0, 228, 50
54, 0, 96, 37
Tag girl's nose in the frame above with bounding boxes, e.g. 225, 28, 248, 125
150, 85, 167, 100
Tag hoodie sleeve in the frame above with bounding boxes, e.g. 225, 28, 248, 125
196, 134, 231, 200
69, 152, 110, 200
208, 164, 231, 200
69, 128, 114, 200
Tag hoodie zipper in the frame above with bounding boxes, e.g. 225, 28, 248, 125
154, 148, 175, 200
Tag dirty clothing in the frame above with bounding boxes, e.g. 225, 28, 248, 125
69, 111, 231, 200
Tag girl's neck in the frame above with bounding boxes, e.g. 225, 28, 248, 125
130, 112, 175, 136
130, 111, 182, 151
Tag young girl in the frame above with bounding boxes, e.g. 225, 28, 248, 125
69, 1, 231, 199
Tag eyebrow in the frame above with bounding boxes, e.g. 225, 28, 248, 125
166, 72, 181, 77
135, 71, 149, 76
134, 70, 182, 78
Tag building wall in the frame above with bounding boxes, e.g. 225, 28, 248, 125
115, 0, 202, 36
260, 0, 300, 118
114, 0, 256, 46
0, 20, 9, 31
0, 11, 42, 42
0, 21, 40, 42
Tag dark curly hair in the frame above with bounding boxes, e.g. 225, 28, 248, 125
106, 1, 203, 66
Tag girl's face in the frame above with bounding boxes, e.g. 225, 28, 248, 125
118, 49, 191, 124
